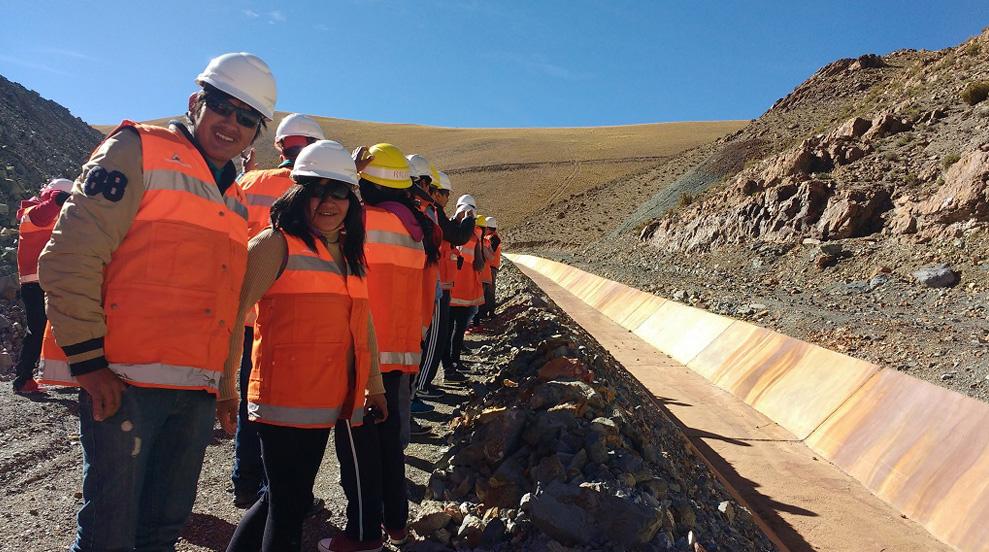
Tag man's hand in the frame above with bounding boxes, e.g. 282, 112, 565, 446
76, 368, 127, 421
216, 399, 238, 435
365, 393, 388, 423
241, 147, 256, 172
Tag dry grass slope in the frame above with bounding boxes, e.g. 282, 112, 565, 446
99, 116, 745, 229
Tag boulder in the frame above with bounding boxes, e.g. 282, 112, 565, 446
410, 501, 454, 535
529, 380, 604, 410
831, 117, 873, 140
538, 357, 594, 383
456, 515, 486, 548
912, 264, 960, 288
862, 111, 912, 142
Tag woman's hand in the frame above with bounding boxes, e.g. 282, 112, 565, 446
352, 146, 375, 173
365, 392, 388, 423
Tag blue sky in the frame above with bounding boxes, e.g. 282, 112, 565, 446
2, 1, 987, 128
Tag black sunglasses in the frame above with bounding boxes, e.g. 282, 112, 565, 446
203, 94, 262, 129
305, 181, 352, 201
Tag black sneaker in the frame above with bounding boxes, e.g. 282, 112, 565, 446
417, 386, 445, 399
443, 371, 467, 384
410, 420, 433, 436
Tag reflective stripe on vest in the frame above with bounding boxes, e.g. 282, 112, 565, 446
97, 121, 248, 395
249, 232, 371, 428
17, 206, 55, 283
239, 168, 294, 238
39, 323, 74, 386
364, 206, 425, 374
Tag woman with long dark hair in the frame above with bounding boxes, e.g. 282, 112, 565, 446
225, 140, 387, 552
319, 143, 439, 552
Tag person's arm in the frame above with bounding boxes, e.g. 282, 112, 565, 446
365, 313, 384, 395
438, 209, 475, 246
215, 229, 287, 434
38, 129, 144, 421
219, 229, 287, 401
39, 128, 144, 375
363, 311, 387, 420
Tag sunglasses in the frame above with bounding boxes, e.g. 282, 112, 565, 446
203, 94, 262, 129
305, 181, 353, 201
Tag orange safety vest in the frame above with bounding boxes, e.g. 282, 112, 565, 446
489, 235, 502, 269
450, 229, 485, 307
38, 322, 73, 386
17, 206, 55, 283
240, 167, 293, 239
439, 240, 456, 291
248, 233, 370, 428
364, 205, 425, 373
64, 121, 249, 394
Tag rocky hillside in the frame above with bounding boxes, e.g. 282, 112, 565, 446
0, 74, 102, 222
508, 29, 989, 402
0, 74, 103, 376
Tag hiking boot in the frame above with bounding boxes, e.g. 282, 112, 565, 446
317, 534, 383, 552
410, 398, 434, 414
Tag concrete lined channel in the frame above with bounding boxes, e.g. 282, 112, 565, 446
510, 253, 988, 552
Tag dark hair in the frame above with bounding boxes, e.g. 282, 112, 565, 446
189, 84, 267, 143
270, 178, 366, 277
359, 178, 440, 265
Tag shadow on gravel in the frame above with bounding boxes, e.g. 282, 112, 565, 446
404, 454, 436, 473
181, 512, 238, 550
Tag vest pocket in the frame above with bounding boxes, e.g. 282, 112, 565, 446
147, 221, 226, 290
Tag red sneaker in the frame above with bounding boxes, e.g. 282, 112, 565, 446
13, 379, 44, 395
317, 534, 383, 552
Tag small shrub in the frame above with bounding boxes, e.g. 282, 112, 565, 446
963, 42, 981, 56
678, 193, 694, 208
905, 173, 922, 187
883, 151, 900, 162
895, 134, 913, 147
960, 81, 989, 105
941, 153, 961, 170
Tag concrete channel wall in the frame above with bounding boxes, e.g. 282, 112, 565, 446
508, 253, 989, 552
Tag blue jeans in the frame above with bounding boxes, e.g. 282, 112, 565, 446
232, 326, 265, 497
73, 386, 216, 552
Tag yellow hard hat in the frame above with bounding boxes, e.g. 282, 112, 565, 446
476, 215, 487, 227
360, 143, 411, 189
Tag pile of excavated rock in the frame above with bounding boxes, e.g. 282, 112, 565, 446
407, 265, 774, 551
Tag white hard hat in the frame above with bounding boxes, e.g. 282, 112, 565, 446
405, 154, 431, 179
196, 52, 277, 120
46, 178, 74, 193
275, 114, 324, 143
436, 170, 452, 192
485, 216, 498, 229
292, 140, 358, 185
456, 194, 476, 209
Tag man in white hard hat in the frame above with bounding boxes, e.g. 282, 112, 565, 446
230, 112, 325, 510
11, 178, 73, 394
38, 52, 275, 550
